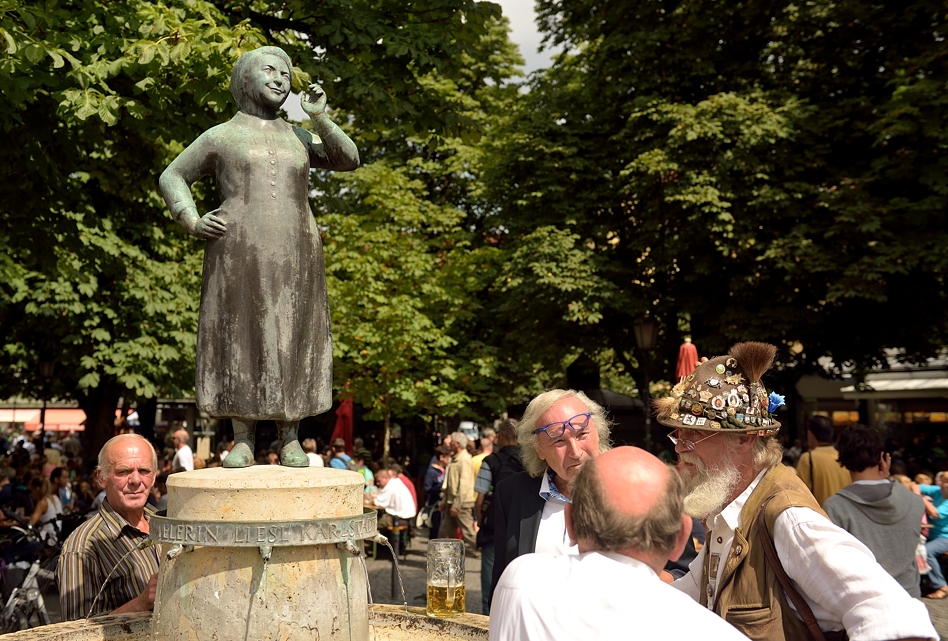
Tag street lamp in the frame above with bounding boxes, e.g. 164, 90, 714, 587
39, 361, 53, 445
633, 318, 658, 450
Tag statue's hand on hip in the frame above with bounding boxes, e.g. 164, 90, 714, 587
191, 209, 227, 240
301, 83, 328, 116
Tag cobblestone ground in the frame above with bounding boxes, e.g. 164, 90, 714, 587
926, 593, 948, 637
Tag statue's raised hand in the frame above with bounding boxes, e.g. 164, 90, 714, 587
191, 209, 227, 240
301, 83, 328, 116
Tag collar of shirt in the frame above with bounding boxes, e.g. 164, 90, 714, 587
539, 467, 570, 504
99, 499, 154, 541
598, 551, 659, 579
708, 468, 767, 534
851, 479, 891, 485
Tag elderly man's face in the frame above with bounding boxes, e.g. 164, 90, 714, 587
100, 439, 155, 517
254, 53, 291, 110
674, 429, 728, 476
674, 428, 742, 520
534, 396, 600, 486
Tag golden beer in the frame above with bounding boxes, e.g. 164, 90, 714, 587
426, 582, 465, 617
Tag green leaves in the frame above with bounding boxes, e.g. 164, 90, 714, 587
1, 0, 530, 458
484, 0, 948, 384
0, 0, 265, 460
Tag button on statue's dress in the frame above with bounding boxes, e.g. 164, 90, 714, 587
163, 112, 358, 421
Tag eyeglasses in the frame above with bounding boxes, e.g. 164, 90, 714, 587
534, 412, 592, 439
668, 430, 719, 451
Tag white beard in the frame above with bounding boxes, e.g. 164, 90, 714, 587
679, 453, 740, 521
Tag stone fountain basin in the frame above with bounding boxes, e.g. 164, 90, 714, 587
0, 606, 488, 640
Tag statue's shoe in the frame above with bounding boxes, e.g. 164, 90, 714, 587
223, 441, 254, 468
280, 441, 309, 467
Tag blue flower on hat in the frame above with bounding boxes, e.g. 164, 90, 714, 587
768, 392, 786, 413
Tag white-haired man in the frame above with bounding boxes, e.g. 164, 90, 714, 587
657, 342, 936, 640
58, 434, 160, 620
490, 447, 748, 640
488, 389, 611, 603
439, 431, 478, 554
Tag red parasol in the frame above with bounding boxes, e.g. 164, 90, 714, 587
330, 399, 354, 453
675, 338, 700, 381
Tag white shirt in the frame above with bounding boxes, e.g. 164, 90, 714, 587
172, 444, 194, 472
38, 497, 59, 544
374, 477, 416, 520
48, 494, 63, 516
534, 471, 578, 556
673, 468, 938, 641
490, 551, 749, 641
306, 452, 324, 467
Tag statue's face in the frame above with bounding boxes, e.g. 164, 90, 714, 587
252, 53, 291, 110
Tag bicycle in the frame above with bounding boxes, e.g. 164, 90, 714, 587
0, 508, 60, 632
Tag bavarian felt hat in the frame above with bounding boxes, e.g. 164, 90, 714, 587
654, 341, 785, 436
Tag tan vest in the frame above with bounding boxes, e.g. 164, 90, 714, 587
700, 465, 828, 641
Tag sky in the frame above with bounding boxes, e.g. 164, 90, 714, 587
284, 2, 551, 120
494, 0, 555, 75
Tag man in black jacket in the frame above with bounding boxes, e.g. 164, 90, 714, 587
489, 390, 611, 604
474, 418, 522, 613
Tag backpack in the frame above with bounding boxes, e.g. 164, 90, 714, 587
333, 454, 358, 471
480, 446, 523, 532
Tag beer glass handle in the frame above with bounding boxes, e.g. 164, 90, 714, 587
446, 565, 456, 608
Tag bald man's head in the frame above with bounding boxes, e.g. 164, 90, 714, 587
569, 446, 685, 558
172, 429, 190, 450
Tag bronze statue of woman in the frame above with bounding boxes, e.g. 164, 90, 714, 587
159, 46, 359, 468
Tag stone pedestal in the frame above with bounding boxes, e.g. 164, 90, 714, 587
152, 466, 369, 641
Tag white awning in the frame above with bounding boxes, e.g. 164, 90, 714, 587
841, 376, 948, 400
0, 409, 40, 423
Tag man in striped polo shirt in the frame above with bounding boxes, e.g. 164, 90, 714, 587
58, 434, 160, 620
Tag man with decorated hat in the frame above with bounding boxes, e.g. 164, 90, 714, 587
657, 342, 936, 641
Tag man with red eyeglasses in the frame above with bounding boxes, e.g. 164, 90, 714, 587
488, 389, 612, 604
657, 342, 936, 641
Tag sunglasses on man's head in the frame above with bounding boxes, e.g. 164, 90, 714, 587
533, 412, 591, 439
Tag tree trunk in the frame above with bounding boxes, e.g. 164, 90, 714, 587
76, 379, 122, 472
382, 398, 391, 460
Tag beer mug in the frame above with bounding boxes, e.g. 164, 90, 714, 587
426, 539, 465, 617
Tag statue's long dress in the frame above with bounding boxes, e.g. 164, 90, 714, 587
165, 112, 356, 421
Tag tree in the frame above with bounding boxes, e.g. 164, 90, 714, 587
486, 0, 948, 397
0, 0, 271, 462
0, 0, 521, 461
317, 15, 524, 456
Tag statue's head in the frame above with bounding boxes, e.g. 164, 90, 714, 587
230, 46, 294, 113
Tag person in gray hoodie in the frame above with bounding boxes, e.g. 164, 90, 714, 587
824, 424, 925, 597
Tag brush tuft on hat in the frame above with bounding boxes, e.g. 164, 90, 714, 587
728, 342, 776, 384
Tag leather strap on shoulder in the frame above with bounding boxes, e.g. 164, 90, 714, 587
756, 496, 826, 641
